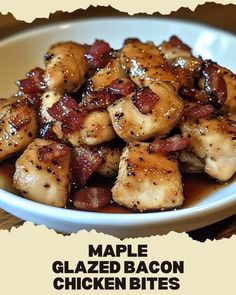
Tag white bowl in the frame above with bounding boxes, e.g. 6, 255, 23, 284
0, 17, 235, 237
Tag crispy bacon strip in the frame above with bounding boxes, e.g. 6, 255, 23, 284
72, 146, 103, 188
48, 95, 86, 133
27, 92, 43, 109
82, 89, 118, 111
38, 142, 70, 162
72, 187, 112, 211
109, 78, 135, 96
199, 60, 227, 107
148, 135, 189, 153
132, 88, 159, 114
179, 86, 209, 104
169, 35, 192, 52
183, 104, 214, 121
16, 67, 45, 94
9, 101, 32, 130
38, 123, 57, 140
85, 40, 111, 68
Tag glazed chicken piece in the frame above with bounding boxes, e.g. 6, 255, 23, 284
40, 90, 61, 123
198, 60, 236, 116
159, 36, 192, 61
178, 150, 205, 173
44, 42, 89, 93
180, 117, 236, 181
39, 92, 116, 146
59, 110, 116, 146
112, 142, 184, 211
90, 56, 127, 91
0, 98, 37, 161
96, 142, 122, 177
108, 81, 183, 142
13, 139, 71, 207
159, 37, 202, 88
120, 40, 180, 90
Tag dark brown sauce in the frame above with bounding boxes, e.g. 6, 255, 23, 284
0, 160, 228, 213
182, 173, 227, 208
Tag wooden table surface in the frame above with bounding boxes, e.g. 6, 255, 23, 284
0, 3, 235, 240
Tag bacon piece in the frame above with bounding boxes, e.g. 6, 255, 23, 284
148, 135, 189, 153
72, 187, 112, 211
38, 142, 70, 162
72, 146, 103, 188
26, 67, 45, 84
179, 86, 209, 104
27, 92, 43, 109
199, 60, 227, 107
38, 123, 57, 140
85, 40, 111, 68
47, 95, 78, 120
9, 101, 31, 130
16, 78, 39, 94
16, 67, 45, 94
183, 104, 214, 121
169, 35, 192, 52
132, 88, 159, 114
82, 89, 119, 111
48, 95, 86, 132
61, 109, 86, 133
109, 78, 135, 96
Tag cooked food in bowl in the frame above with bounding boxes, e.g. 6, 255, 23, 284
1, 35, 236, 213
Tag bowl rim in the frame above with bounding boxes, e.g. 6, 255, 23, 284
0, 17, 235, 226
1, 188, 236, 226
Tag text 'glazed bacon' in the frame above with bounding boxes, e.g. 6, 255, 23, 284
85, 40, 111, 68
132, 88, 159, 114
72, 187, 112, 211
38, 142, 70, 162
183, 104, 214, 121
72, 146, 103, 188
148, 135, 189, 153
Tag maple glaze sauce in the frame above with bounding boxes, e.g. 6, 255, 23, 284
0, 159, 228, 213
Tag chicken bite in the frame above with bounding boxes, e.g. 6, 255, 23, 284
13, 139, 71, 207
60, 110, 116, 146
108, 81, 183, 142
90, 56, 127, 91
180, 117, 236, 181
96, 142, 123, 177
159, 36, 202, 87
0, 98, 37, 161
44, 42, 89, 93
39, 90, 61, 123
120, 40, 179, 89
112, 142, 184, 211
197, 60, 236, 115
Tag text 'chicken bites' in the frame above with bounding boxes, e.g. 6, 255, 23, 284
1, 35, 235, 212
